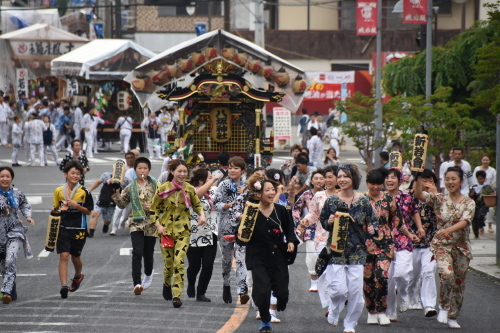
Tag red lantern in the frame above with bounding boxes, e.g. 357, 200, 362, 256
204, 46, 217, 60
246, 58, 262, 73
222, 47, 235, 60
192, 52, 206, 66
150, 68, 169, 85
233, 52, 248, 66
131, 75, 152, 91
259, 65, 275, 80
292, 75, 307, 94
274, 68, 290, 87
178, 58, 194, 72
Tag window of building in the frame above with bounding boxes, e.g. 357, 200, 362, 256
155, 1, 222, 17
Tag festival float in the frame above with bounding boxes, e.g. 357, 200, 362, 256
125, 30, 310, 166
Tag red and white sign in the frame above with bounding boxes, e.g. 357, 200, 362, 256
356, 0, 377, 36
403, 0, 428, 24
304, 72, 355, 101
273, 107, 292, 141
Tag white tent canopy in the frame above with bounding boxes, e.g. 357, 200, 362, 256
51, 39, 156, 80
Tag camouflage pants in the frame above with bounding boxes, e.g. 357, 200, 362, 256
432, 245, 470, 319
161, 234, 190, 299
0, 238, 22, 295
218, 237, 247, 294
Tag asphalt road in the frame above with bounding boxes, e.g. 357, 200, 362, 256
0, 146, 499, 333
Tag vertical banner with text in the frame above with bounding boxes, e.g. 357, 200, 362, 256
16, 68, 28, 101
356, 0, 377, 36
273, 107, 292, 143
403, 0, 428, 24
67, 78, 79, 97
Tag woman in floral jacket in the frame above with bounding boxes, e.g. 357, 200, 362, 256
292, 170, 324, 292
414, 166, 475, 329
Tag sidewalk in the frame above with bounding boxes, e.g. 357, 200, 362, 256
274, 127, 500, 282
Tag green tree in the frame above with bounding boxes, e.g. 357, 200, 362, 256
387, 87, 479, 175
337, 92, 396, 170
469, 3, 500, 115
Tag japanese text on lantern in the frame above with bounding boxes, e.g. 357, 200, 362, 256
331, 212, 350, 253
210, 107, 232, 143
411, 133, 429, 172
16, 69, 28, 101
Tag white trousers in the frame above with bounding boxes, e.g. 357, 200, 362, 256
84, 130, 95, 157
408, 247, 437, 308
0, 122, 9, 145
24, 143, 31, 164
319, 264, 364, 331
147, 138, 162, 159
43, 144, 59, 165
73, 125, 81, 141
387, 249, 413, 316
119, 129, 132, 153
55, 131, 68, 150
29, 143, 44, 166
111, 204, 131, 233
11, 146, 20, 164
305, 240, 318, 275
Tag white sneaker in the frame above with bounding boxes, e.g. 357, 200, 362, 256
326, 310, 337, 326
270, 314, 281, 323
448, 319, 461, 329
386, 312, 397, 322
377, 313, 391, 326
255, 310, 261, 320
309, 279, 318, 292
142, 269, 154, 289
399, 302, 409, 313
367, 313, 378, 325
424, 307, 437, 317
437, 309, 449, 324
409, 302, 423, 310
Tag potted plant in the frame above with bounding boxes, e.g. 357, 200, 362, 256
480, 185, 497, 207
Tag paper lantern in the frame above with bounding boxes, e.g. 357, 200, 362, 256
292, 75, 307, 94
233, 52, 248, 66
274, 68, 290, 87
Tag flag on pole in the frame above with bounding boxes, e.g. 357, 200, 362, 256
403, 0, 428, 24
356, 0, 378, 36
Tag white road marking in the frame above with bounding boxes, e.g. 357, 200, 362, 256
37, 250, 52, 258
17, 273, 48, 277
120, 248, 133, 256
26, 196, 43, 205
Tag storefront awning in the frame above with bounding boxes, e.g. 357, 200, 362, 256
51, 39, 157, 80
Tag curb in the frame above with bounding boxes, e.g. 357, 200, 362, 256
468, 266, 500, 284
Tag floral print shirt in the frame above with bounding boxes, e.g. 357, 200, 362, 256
0, 188, 31, 245
292, 189, 316, 241
364, 192, 397, 258
392, 191, 419, 252
320, 194, 378, 265
214, 178, 245, 236
303, 190, 336, 250
424, 192, 475, 259
410, 192, 437, 248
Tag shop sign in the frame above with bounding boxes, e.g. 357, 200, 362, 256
356, 0, 377, 36
403, 0, 428, 24
67, 78, 78, 96
210, 107, 232, 143
10, 41, 85, 57
16, 68, 28, 101
273, 107, 291, 141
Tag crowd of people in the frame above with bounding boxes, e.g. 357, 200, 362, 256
0, 110, 494, 332
0, 93, 181, 167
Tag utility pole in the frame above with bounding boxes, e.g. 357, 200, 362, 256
104, 0, 112, 38
254, 0, 265, 48
114, 0, 122, 38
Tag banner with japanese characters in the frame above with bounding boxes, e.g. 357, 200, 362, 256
304, 72, 355, 101
273, 107, 292, 141
15, 68, 28, 101
356, 0, 377, 36
403, 0, 428, 24
67, 78, 78, 97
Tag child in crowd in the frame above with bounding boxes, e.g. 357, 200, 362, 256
52, 160, 93, 299
469, 170, 488, 239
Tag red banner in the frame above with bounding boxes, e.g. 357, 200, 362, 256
356, 0, 377, 36
403, 0, 428, 24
